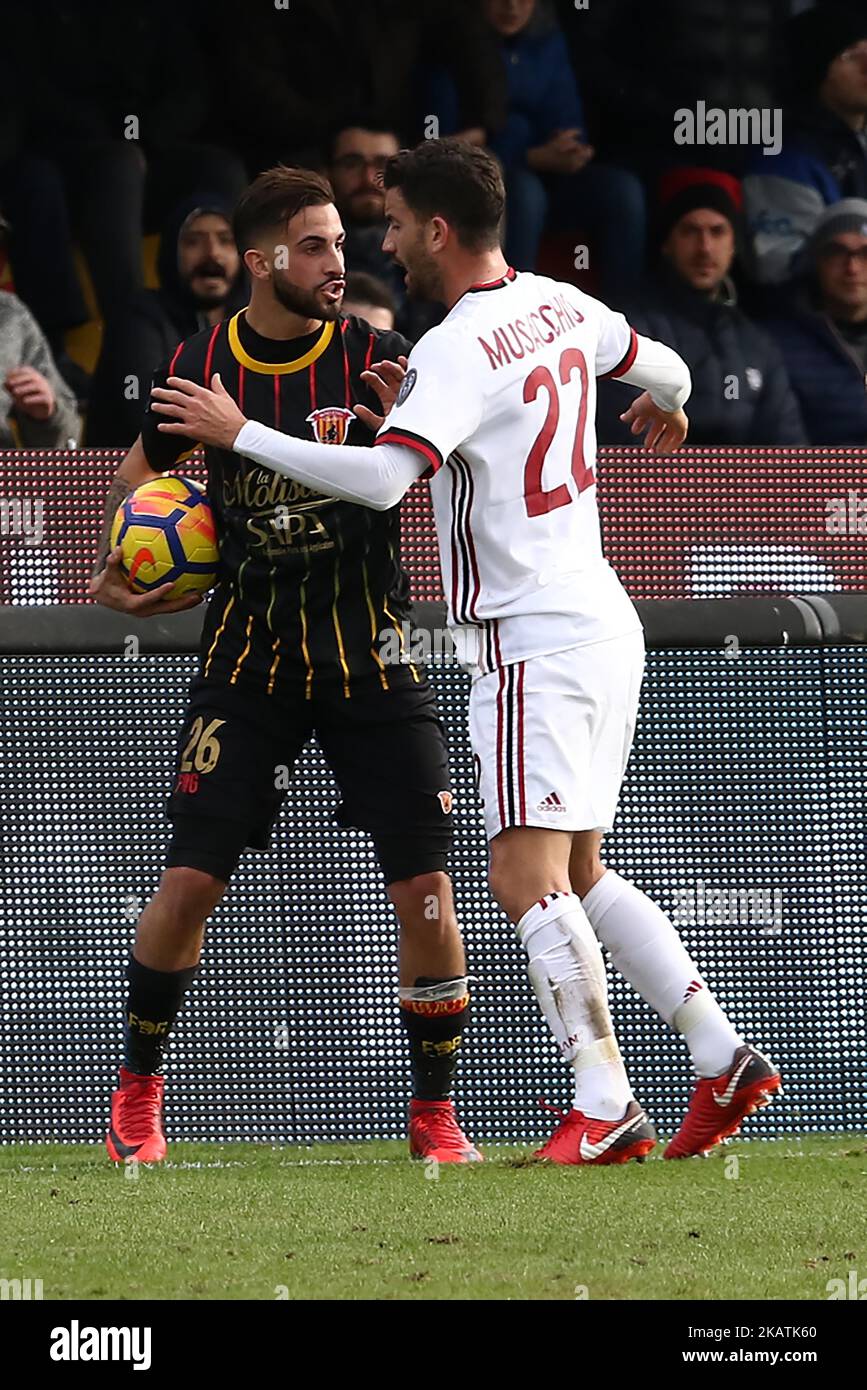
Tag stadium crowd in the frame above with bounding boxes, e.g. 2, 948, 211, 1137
1, 0, 866, 450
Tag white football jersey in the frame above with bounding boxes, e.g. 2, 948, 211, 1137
378, 268, 643, 676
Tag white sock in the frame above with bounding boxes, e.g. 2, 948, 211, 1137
516, 891, 634, 1120
582, 870, 743, 1077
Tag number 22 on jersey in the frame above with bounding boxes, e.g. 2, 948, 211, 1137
522, 347, 594, 518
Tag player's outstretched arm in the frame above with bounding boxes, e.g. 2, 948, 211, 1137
233, 421, 426, 510
615, 334, 691, 454
151, 373, 426, 510
87, 436, 203, 616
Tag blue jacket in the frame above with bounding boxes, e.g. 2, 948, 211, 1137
744, 106, 867, 284
427, 21, 584, 165
761, 300, 867, 446
488, 28, 585, 166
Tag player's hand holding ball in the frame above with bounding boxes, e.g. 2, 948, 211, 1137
89, 546, 204, 615
89, 476, 218, 616
620, 391, 689, 454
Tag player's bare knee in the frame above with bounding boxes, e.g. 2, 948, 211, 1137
389, 871, 454, 929
156, 866, 226, 923
570, 857, 606, 899
487, 864, 529, 925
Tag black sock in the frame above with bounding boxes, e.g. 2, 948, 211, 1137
399, 976, 470, 1102
123, 954, 199, 1075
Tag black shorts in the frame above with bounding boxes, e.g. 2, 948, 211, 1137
164, 671, 454, 886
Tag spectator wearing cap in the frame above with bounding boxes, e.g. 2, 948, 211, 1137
596, 168, 806, 447
760, 199, 867, 444
0, 290, 80, 448
341, 272, 397, 333
86, 195, 245, 447
744, 3, 867, 286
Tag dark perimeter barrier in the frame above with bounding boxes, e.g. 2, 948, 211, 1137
1, 590, 865, 1145
1, 447, 865, 1143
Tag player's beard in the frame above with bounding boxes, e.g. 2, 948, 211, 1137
401, 241, 444, 303
271, 272, 342, 322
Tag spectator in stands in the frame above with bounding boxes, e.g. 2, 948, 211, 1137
329, 123, 441, 338
430, 0, 645, 295
86, 196, 244, 447
214, 0, 503, 172
760, 199, 867, 445
596, 169, 807, 447
341, 272, 397, 333
0, 290, 80, 448
744, 4, 867, 286
570, 0, 786, 181
8, 0, 247, 318
329, 125, 405, 308
0, 44, 89, 382
0, 160, 90, 392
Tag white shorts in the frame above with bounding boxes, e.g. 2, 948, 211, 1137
468, 630, 645, 841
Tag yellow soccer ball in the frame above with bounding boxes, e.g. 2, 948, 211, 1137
110, 475, 219, 597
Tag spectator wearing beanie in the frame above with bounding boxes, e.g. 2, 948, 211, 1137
596, 168, 806, 447
760, 199, 867, 444
744, 3, 867, 286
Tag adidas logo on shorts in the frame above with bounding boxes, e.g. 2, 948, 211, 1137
537, 791, 567, 814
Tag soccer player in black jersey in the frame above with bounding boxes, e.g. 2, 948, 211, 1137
90, 166, 480, 1165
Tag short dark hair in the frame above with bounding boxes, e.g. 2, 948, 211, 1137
329, 118, 402, 162
382, 139, 505, 252
233, 164, 334, 253
343, 271, 397, 315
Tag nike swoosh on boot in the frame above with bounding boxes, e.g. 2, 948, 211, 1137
579, 1110, 645, 1161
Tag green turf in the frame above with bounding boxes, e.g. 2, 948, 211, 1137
1, 1135, 864, 1300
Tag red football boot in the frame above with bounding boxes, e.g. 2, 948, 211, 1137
408, 1099, 483, 1163
664, 1044, 782, 1159
534, 1099, 657, 1165
106, 1066, 167, 1164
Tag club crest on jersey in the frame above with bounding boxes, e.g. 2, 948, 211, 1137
396, 368, 417, 406
437, 790, 454, 815
306, 406, 355, 445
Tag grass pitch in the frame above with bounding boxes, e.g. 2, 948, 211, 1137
1, 1135, 864, 1300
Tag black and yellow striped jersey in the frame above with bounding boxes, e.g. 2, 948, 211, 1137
140, 309, 419, 699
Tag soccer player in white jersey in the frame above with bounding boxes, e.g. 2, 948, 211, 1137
154, 139, 782, 1164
